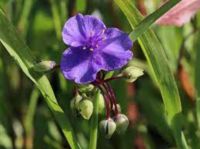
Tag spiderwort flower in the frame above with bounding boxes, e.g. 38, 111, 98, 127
60, 13, 133, 84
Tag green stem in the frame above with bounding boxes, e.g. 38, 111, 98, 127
60, 0, 68, 24
17, 0, 35, 37
89, 90, 100, 149
50, 0, 62, 39
24, 87, 39, 149
196, 98, 200, 129
194, 31, 200, 129
24, 87, 39, 135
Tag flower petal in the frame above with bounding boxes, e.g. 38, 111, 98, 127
60, 47, 101, 84
62, 13, 106, 47
156, 0, 200, 26
94, 28, 133, 71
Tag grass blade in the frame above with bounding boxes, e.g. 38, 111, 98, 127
49, 0, 62, 39
114, 0, 188, 148
0, 9, 79, 149
130, 0, 181, 41
194, 32, 200, 129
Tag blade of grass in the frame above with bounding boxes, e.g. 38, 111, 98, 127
136, 79, 173, 143
24, 87, 39, 136
60, 0, 68, 24
89, 90, 100, 149
130, 0, 181, 41
114, 0, 188, 148
0, 52, 13, 149
114, 0, 181, 125
194, 31, 200, 129
24, 87, 39, 149
0, 9, 79, 149
50, 0, 62, 39
17, 0, 35, 36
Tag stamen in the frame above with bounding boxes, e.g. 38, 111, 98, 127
90, 48, 94, 51
89, 31, 94, 37
102, 36, 106, 41
83, 46, 87, 50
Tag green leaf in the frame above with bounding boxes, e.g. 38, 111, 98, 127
0, 9, 79, 149
49, 0, 62, 39
24, 87, 40, 135
0, 123, 12, 149
114, 0, 188, 148
137, 79, 173, 143
17, 0, 35, 36
129, 0, 181, 41
194, 31, 200, 129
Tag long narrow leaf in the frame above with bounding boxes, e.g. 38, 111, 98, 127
0, 9, 79, 149
130, 0, 181, 41
114, 0, 188, 148
194, 32, 200, 129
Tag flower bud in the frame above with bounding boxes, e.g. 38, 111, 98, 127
99, 118, 116, 139
98, 93, 105, 114
114, 114, 129, 134
112, 104, 121, 113
122, 66, 144, 83
32, 60, 56, 72
78, 84, 94, 93
70, 94, 82, 110
78, 99, 93, 120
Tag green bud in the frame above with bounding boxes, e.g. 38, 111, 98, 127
70, 94, 82, 110
112, 104, 121, 113
114, 114, 129, 134
98, 93, 105, 114
32, 60, 56, 72
78, 99, 93, 120
99, 118, 116, 139
78, 84, 94, 93
122, 66, 144, 82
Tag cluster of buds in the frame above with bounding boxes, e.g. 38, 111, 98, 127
96, 82, 129, 138
95, 65, 143, 138
33, 60, 144, 138
70, 85, 95, 120
100, 114, 129, 138
69, 65, 144, 138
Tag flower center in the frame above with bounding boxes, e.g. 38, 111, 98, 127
82, 30, 105, 51
82, 38, 100, 51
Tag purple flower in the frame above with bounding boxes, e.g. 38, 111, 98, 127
60, 13, 133, 84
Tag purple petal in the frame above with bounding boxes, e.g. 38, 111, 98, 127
62, 13, 106, 47
94, 28, 133, 71
60, 47, 101, 84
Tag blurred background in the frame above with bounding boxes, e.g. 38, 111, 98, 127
0, 0, 200, 148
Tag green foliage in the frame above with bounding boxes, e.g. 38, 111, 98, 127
0, 9, 79, 149
114, 0, 187, 148
0, 0, 200, 148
